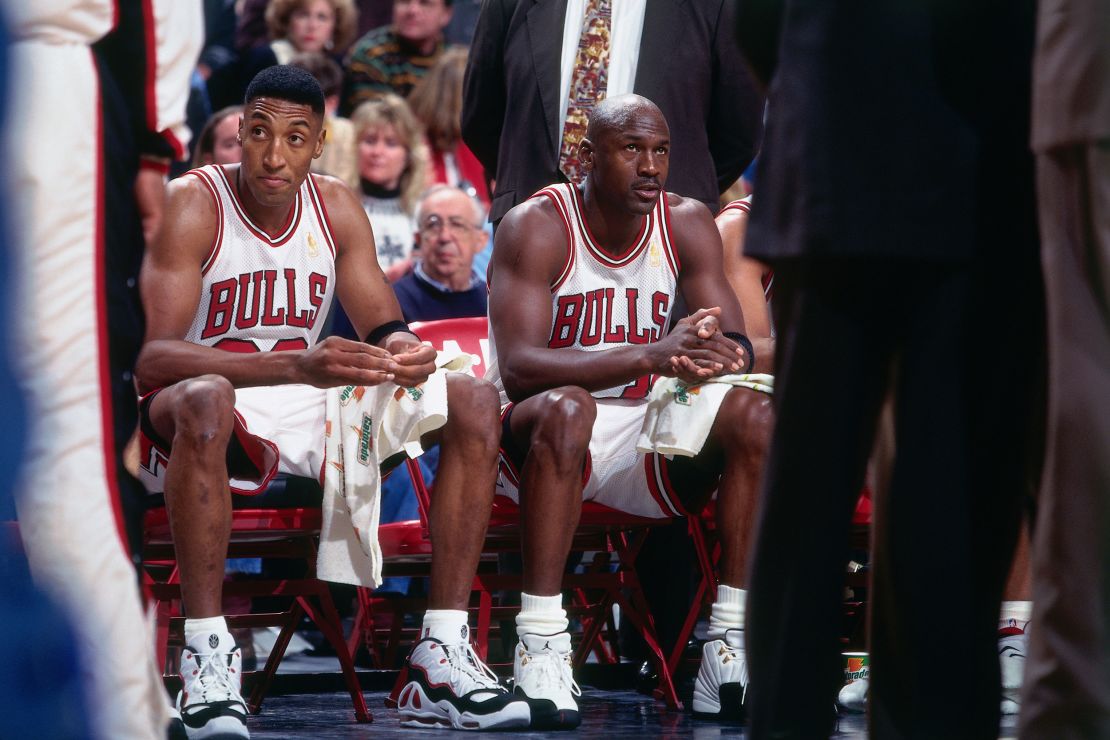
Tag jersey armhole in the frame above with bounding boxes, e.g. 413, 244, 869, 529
187, 169, 224, 276
659, 194, 681, 278
538, 188, 576, 292
307, 174, 339, 259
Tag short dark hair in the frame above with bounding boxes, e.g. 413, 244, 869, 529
244, 65, 325, 117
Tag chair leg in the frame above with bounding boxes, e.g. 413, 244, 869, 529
616, 587, 681, 710
300, 592, 373, 723
474, 588, 492, 661
346, 588, 372, 666
247, 600, 303, 715
573, 590, 617, 670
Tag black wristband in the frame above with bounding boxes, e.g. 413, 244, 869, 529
723, 331, 755, 372
365, 319, 415, 346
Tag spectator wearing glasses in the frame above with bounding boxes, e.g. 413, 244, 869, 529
394, 185, 489, 322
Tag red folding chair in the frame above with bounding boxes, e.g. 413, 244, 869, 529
666, 487, 874, 677
142, 475, 371, 723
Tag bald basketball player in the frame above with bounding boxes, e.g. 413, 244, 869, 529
477, 95, 774, 729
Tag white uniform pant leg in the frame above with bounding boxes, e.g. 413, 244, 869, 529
8, 40, 166, 740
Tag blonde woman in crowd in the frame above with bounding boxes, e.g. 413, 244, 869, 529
352, 93, 429, 280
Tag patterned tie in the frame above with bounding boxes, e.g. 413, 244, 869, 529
559, 0, 612, 184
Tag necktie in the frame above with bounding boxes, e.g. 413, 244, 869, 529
559, 0, 612, 184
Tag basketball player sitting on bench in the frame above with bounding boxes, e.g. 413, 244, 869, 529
135, 66, 530, 738
473, 94, 774, 729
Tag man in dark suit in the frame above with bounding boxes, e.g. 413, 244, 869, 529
735, 2, 1044, 737
461, 0, 762, 224
1021, 1, 1110, 737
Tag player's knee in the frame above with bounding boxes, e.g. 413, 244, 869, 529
719, 389, 774, 455
531, 387, 595, 463
445, 374, 501, 449
173, 375, 236, 448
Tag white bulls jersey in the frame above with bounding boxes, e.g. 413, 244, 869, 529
183, 164, 336, 352
488, 182, 679, 402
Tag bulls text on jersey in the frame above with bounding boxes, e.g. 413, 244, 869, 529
549, 288, 670, 348
201, 268, 329, 345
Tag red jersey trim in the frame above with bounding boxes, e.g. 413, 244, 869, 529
93, 51, 130, 554
659, 194, 680, 278
537, 186, 576, 292
719, 196, 752, 217
569, 184, 652, 268
215, 165, 301, 246
306, 174, 338, 259
188, 169, 224, 276
643, 454, 681, 517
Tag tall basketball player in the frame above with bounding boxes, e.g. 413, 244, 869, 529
135, 66, 529, 737
475, 95, 774, 729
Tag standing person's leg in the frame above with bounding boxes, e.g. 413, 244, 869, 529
868, 266, 1015, 738
10, 39, 168, 740
1021, 145, 1110, 740
746, 260, 894, 738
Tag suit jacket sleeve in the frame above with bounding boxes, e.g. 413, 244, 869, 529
708, 0, 764, 192
461, 0, 512, 175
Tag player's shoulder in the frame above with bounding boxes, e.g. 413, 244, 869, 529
498, 191, 567, 245
167, 165, 220, 204
663, 191, 715, 222
163, 168, 223, 229
310, 173, 364, 218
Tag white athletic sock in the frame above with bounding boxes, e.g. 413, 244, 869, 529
421, 609, 470, 643
515, 592, 569, 639
184, 616, 229, 646
708, 585, 746, 640
999, 601, 1032, 632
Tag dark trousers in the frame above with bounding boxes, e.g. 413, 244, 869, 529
746, 253, 1042, 739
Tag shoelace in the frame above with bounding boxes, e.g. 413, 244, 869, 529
717, 640, 744, 665
716, 640, 748, 703
191, 651, 241, 704
524, 645, 582, 697
445, 641, 504, 694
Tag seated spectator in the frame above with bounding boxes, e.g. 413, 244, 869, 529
343, 0, 453, 111
408, 46, 489, 207
191, 105, 243, 168
394, 185, 488, 322
352, 93, 428, 279
289, 52, 359, 188
228, 0, 358, 107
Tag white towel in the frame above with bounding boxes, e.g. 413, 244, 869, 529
317, 350, 472, 587
636, 373, 774, 458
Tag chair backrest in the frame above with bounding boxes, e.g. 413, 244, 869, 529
405, 317, 492, 525
410, 317, 490, 378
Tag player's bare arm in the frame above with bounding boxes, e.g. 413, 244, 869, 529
135, 171, 396, 393
322, 176, 436, 387
668, 194, 753, 378
717, 205, 775, 372
490, 198, 737, 402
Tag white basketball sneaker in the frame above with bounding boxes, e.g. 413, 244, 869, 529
513, 632, 581, 729
999, 624, 1028, 715
692, 629, 748, 721
177, 631, 249, 739
396, 629, 531, 730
